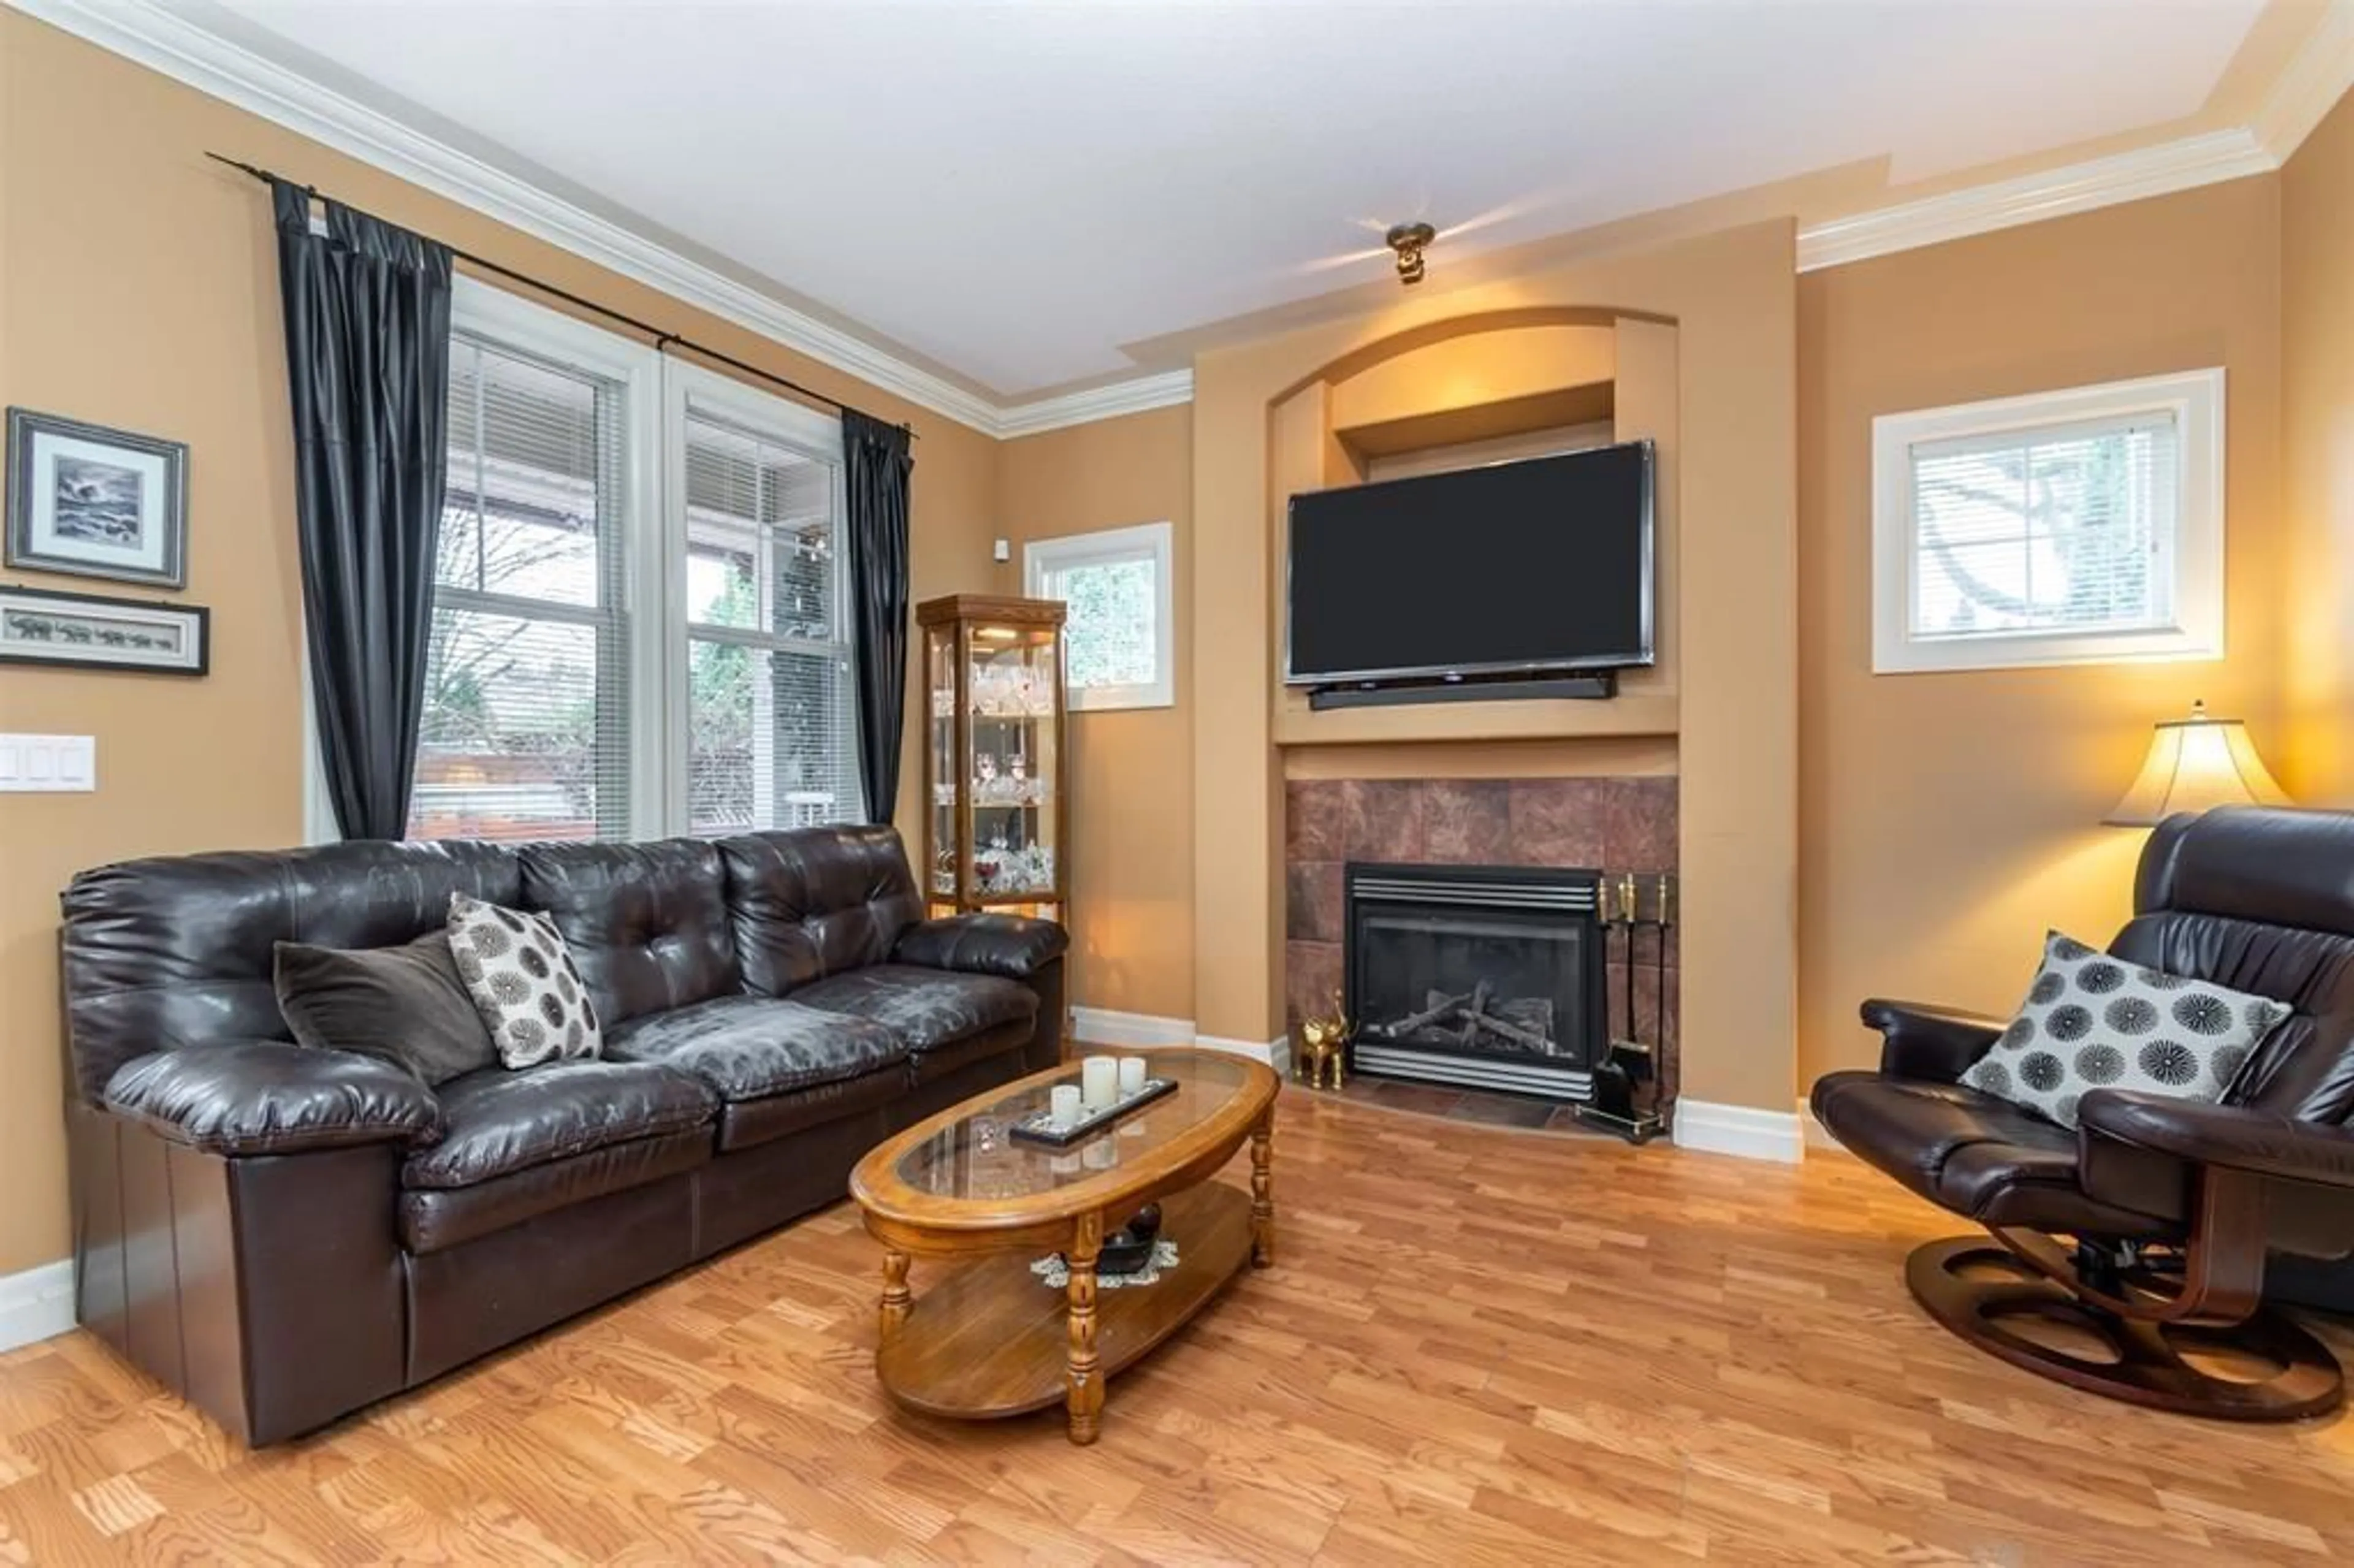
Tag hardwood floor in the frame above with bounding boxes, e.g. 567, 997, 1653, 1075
0, 1092, 2350, 1564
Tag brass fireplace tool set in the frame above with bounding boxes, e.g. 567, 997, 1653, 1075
1575, 871, 1675, 1145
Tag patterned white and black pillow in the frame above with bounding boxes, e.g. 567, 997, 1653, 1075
446, 892, 601, 1070
1962, 930, 2288, 1130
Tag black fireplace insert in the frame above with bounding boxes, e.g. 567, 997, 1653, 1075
1344, 861, 1606, 1100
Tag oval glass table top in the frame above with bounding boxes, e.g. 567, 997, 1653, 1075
852, 1048, 1277, 1230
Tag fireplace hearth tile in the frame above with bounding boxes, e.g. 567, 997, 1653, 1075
1602, 777, 1679, 871
1507, 778, 1611, 870
1446, 1090, 1558, 1130
1286, 861, 1344, 942
1285, 780, 1347, 862
1422, 780, 1513, 864
1343, 780, 1427, 862
1366, 1080, 1465, 1117
1286, 938, 1343, 1026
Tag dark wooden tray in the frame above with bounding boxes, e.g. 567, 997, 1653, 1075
1009, 1076, 1178, 1147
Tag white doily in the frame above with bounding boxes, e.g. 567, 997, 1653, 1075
1030, 1240, 1179, 1290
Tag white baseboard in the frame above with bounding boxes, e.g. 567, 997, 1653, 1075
1800, 1094, 1845, 1153
1068, 1007, 1197, 1049
1069, 1009, 1295, 1077
0, 1261, 74, 1352
1673, 1099, 1805, 1164
1195, 1032, 1295, 1078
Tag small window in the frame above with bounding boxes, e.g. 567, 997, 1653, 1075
1872, 368, 2224, 674
1024, 521, 1175, 710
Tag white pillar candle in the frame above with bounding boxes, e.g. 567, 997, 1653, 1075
1080, 1055, 1118, 1110
1118, 1056, 1148, 1095
1048, 1084, 1083, 1128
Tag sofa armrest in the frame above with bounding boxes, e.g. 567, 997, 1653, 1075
893, 914, 1069, 980
2079, 1091, 2354, 1192
103, 1040, 441, 1157
1859, 998, 2006, 1083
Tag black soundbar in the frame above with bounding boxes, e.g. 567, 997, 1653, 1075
1306, 669, 1618, 710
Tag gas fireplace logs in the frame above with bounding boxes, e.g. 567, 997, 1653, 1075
1369, 981, 1561, 1056
1579, 870, 1675, 1146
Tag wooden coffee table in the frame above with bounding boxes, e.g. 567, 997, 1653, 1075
849, 1048, 1281, 1445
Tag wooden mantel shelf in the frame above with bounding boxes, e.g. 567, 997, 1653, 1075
1271, 690, 1680, 748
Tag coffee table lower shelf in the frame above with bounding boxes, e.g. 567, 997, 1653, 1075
875, 1180, 1254, 1422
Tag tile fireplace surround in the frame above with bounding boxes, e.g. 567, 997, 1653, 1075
1284, 776, 1680, 1108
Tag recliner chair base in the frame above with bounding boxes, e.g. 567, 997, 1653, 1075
1907, 1237, 2344, 1423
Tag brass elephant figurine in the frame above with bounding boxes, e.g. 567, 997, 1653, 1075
1295, 992, 1350, 1090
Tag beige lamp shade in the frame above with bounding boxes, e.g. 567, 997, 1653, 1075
2105, 701, 2290, 826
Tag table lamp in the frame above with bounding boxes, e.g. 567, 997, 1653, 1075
2103, 700, 2290, 826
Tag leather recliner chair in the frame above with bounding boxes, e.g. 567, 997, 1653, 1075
1813, 806, 2354, 1420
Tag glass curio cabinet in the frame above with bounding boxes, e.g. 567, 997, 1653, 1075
917, 593, 1068, 922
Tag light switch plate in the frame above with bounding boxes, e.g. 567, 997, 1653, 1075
992, 538, 1011, 563
0, 734, 96, 792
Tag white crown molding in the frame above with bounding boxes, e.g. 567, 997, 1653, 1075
1796, 129, 2276, 272
997, 371, 1196, 440
4, 0, 1013, 433
2251, 0, 2354, 162
15, 0, 2348, 417
1672, 1100, 1805, 1164
1800, 0, 2353, 273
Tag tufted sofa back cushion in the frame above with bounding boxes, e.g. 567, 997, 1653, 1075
59, 840, 522, 1103
2116, 807, 2354, 1124
519, 840, 741, 1029
716, 826, 924, 995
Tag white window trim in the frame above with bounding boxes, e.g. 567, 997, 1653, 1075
1024, 520, 1176, 712
660, 357, 857, 832
1870, 367, 2225, 675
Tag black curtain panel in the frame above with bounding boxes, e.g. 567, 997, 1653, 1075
272, 178, 454, 840
842, 409, 913, 824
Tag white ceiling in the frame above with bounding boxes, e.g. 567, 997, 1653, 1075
194, 0, 2266, 399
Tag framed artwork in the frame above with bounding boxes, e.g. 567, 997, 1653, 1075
5, 408, 189, 588
0, 584, 209, 676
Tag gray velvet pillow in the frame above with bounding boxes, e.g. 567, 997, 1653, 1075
274, 932, 499, 1086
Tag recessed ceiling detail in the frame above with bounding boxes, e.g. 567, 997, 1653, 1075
172, 0, 2269, 396
15, 0, 2347, 436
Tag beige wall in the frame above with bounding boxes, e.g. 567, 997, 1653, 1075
0, 13, 999, 1277
1797, 175, 2289, 1087
2282, 93, 2354, 802
993, 406, 1195, 1019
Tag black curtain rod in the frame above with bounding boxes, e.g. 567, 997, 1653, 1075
207, 151, 916, 441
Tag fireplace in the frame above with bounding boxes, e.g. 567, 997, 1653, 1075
1344, 862, 1606, 1100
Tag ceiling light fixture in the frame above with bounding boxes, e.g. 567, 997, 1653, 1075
1385, 221, 1436, 286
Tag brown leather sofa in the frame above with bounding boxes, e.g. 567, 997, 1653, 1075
1813, 806, 2354, 1420
61, 824, 1066, 1445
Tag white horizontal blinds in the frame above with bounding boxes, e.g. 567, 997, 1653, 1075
413, 332, 631, 842
1908, 409, 2179, 644
681, 406, 860, 835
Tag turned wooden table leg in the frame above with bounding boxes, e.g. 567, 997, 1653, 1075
1251, 1111, 1276, 1268
1065, 1211, 1104, 1445
878, 1249, 911, 1347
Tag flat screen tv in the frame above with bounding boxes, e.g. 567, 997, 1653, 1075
1284, 440, 1655, 687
